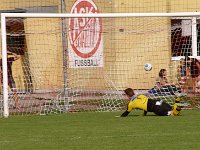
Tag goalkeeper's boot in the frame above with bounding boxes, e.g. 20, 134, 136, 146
173, 103, 181, 116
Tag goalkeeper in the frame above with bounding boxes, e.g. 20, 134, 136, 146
120, 88, 184, 117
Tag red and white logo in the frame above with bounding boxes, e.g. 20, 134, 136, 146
69, 0, 102, 59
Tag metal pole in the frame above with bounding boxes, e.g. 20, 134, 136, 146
192, 17, 197, 57
1, 14, 9, 118
61, 0, 69, 111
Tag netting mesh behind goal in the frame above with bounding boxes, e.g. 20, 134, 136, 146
1, 14, 200, 117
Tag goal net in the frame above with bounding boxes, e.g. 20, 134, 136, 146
1, 12, 200, 117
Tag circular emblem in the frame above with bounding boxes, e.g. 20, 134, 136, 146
69, 0, 102, 58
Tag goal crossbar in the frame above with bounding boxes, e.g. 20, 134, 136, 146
2, 12, 200, 18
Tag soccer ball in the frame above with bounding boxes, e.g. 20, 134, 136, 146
144, 63, 152, 71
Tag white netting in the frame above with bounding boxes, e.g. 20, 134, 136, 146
1, 13, 200, 117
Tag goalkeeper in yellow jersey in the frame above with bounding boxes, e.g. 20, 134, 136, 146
120, 88, 183, 117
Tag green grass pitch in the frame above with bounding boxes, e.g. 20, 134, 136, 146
0, 110, 200, 150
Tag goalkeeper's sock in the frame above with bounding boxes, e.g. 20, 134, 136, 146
175, 97, 186, 107
173, 103, 181, 116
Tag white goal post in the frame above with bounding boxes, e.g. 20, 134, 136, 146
1, 12, 200, 118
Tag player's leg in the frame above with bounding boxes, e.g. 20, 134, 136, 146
172, 96, 182, 116
172, 91, 190, 116
152, 100, 172, 116
172, 104, 181, 116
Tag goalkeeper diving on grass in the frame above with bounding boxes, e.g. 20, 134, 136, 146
120, 88, 186, 117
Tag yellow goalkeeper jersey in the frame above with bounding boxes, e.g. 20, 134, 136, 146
127, 95, 149, 112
